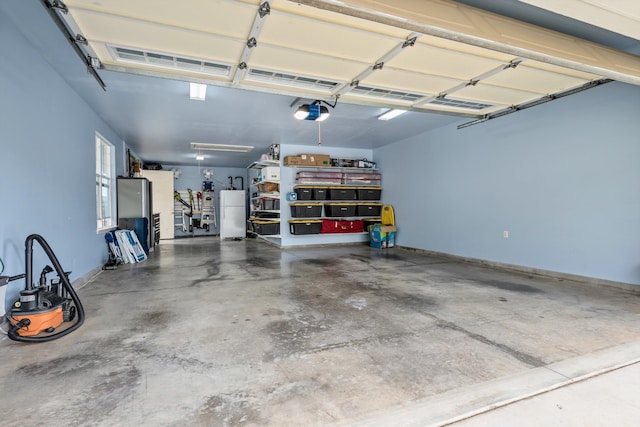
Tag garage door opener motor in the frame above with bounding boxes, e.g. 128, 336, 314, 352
0, 234, 85, 342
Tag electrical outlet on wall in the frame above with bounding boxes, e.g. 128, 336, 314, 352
503, 230, 509, 238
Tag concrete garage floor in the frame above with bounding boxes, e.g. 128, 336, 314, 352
1, 237, 639, 426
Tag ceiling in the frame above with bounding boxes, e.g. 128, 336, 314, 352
3, 0, 639, 168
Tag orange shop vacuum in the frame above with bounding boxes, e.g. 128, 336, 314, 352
0, 234, 85, 342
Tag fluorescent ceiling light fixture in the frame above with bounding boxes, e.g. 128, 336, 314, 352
189, 82, 207, 101
190, 142, 254, 152
195, 152, 205, 161
294, 103, 330, 121
377, 109, 407, 120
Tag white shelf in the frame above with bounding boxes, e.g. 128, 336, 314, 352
250, 210, 280, 214
249, 157, 281, 235
290, 232, 368, 236
295, 184, 381, 188
288, 165, 378, 171
252, 193, 280, 200
247, 159, 279, 169
289, 201, 381, 205
254, 233, 281, 239
289, 217, 381, 220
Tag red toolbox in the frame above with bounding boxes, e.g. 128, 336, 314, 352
320, 219, 364, 234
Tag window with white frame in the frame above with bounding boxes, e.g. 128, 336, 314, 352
96, 132, 115, 231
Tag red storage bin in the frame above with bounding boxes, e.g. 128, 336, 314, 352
320, 219, 364, 234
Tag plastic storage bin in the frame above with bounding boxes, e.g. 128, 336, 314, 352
252, 211, 279, 219
289, 219, 322, 235
324, 203, 357, 217
294, 186, 328, 201
262, 198, 280, 210
290, 202, 323, 218
356, 187, 382, 200
356, 203, 382, 217
294, 186, 314, 201
251, 220, 280, 235
312, 187, 328, 200
327, 187, 357, 200
255, 198, 279, 210
296, 171, 342, 178
296, 171, 342, 185
342, 172, 382, 185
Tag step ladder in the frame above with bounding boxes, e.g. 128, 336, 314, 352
174, 190, 193, 233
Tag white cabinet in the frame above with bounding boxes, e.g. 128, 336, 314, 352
141, 170, 174, 240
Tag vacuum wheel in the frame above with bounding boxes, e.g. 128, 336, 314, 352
63, 305, 76, 322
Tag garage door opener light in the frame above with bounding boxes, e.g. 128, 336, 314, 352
294, 100, 331, 121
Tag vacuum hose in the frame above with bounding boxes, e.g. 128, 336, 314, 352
8, 234, 85, 342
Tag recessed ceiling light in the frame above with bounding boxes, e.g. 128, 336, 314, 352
377, 109, 407, 120
189, 82, 207, 101
190, 142, 254, 152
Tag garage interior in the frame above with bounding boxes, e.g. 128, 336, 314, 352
1, 0, 639, 426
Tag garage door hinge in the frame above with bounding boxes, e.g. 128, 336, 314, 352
259, 2, 271, 18
403, 36, 417, 48
50, 0, 68, 14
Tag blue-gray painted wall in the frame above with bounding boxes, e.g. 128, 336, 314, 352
0, 11, 126, 314
2, 0, 639, 325
167, 165, 249, 237
375, 82, 640, 285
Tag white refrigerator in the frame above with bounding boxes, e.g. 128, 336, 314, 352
219, 190, 246, 239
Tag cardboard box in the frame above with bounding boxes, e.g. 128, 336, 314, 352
370, 225, 397, 249
314, 154, 331, 166
285, 154, 331, 166
260, 166, 280, 181
299, 154, 317, 166
258, 182, 279, 193
284, 155, 302, 166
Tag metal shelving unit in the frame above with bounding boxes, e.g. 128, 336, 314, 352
248, 159, 281, 241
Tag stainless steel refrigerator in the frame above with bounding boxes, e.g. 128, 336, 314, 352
117, 177, 154, 253
219, 190, 246, 239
